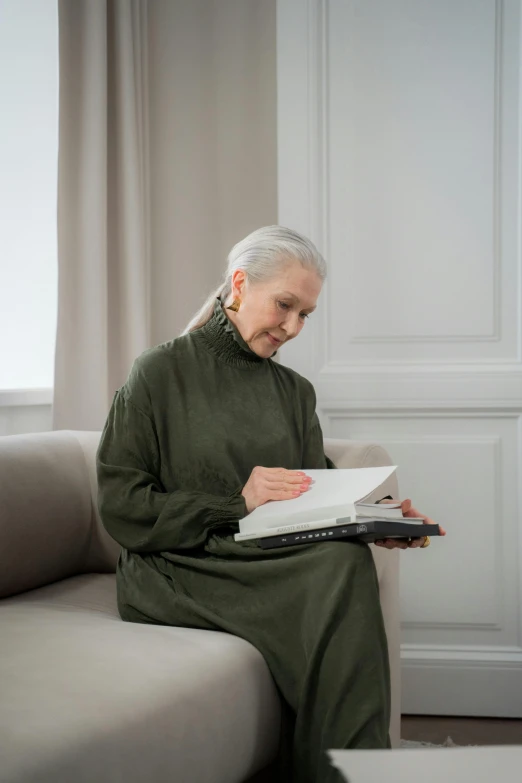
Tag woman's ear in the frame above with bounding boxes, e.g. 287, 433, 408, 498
231, 269, 246, 298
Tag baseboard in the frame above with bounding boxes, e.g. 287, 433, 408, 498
402, 657, 522, 717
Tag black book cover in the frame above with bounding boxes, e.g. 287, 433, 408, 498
258, 520, 441, 550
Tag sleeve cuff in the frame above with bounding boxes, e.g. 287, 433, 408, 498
212, 486, 248, 522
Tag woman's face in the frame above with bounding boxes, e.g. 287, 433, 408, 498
226, 261, 323, 358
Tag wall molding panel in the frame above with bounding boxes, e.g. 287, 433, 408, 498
278, 0, 522, 715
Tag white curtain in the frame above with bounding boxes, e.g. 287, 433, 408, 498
53, 0, 150, 431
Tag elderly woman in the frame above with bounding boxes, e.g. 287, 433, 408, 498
96, 226, 441, 783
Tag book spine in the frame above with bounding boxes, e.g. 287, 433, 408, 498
259, 521, 440, 550
234, 517, 343, 542
260, 525, 362, 549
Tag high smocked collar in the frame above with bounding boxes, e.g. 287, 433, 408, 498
195, 297, 277, 368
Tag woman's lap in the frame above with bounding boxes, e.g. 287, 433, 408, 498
117, 535, 377, 629
116, 536, 387, 706
116, 536, 391, 781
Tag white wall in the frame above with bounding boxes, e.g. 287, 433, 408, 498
278, 0, 522, 716
0, 392, 52, 436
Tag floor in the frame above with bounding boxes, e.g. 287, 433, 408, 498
245, 716, 522, 782
401, 715, 522, 746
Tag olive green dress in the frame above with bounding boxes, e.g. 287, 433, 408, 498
96, 297, 391, 783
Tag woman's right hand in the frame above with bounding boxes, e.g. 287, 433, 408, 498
241, 467, 312, 513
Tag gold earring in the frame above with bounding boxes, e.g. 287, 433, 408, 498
226, 297, 241, 313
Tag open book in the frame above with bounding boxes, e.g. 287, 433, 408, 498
234, 466, 425, 542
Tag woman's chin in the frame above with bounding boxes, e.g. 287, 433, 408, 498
249, 332, 284, 358
255, 347, 274, 358
251, 340, 277, 359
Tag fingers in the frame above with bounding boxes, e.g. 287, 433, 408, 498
262, 468, 309, 478
263, 469, 312, 486
267, 477, 312, 488
251, 468, 313, 504
391, 540, 409, 550
375, 539, 408, 550
375, 537, 424, 549
269, 479, 312, 500
245, 468, 312, 512
264, 481, 312, 496
404, 504, 446, 536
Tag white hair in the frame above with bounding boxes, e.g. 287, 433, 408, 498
180, 225, 327, 335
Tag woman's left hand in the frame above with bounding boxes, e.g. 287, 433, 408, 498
374, 498, 447, 550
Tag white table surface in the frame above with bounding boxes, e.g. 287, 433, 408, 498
328, 745, 522, 783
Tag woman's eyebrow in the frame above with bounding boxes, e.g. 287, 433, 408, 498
279, 291, 317, 311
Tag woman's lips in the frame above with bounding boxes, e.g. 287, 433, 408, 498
267, 333, 282, 346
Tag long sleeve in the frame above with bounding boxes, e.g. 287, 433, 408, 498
302, 410, 337, 470
96, 390, 248, 553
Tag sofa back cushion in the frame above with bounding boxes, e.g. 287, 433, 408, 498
0, 430, 118, 598
70, 430, 120, 574
0, 430, 398, 599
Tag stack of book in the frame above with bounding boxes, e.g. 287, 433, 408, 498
234, 466, 440, 550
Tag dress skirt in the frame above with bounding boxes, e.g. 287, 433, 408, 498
116, 533, 391, 783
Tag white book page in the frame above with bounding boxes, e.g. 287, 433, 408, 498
357, 502, 401, 509
356, 504, 403, 520
238, 466, 397, 535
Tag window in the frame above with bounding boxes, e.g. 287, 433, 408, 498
0, 0, 58, 390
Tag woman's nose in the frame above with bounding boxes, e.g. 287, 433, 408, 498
282, 315, 301, 339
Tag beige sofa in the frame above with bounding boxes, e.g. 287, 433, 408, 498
0, 430, 400, 783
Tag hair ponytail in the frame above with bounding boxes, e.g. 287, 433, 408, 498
179, 226, 326, 335
180, 283, 227, 335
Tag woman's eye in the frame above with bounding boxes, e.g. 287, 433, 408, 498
278, 301, 310, 320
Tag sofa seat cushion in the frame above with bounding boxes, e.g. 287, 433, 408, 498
0, 574, 281, 783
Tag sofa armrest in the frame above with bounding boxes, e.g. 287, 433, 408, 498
323, 438, 401, 749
